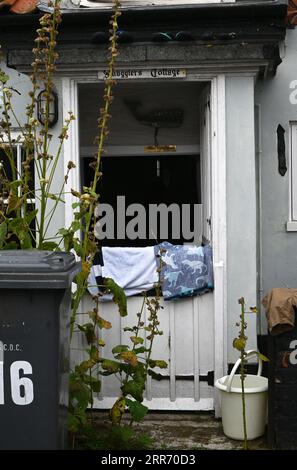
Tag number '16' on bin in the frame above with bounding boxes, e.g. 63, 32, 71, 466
0, 341, 34, 405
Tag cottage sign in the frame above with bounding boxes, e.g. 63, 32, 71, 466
98, 68, 187, 80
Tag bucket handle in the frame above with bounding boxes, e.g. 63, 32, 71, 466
225, 350, 263, 393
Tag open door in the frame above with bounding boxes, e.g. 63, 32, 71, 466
200, 84, 212, 244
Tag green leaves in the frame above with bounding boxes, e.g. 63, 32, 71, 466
250, 306, 258, 314
41, 241, 60, 251
257, 352, 269, 362
70, 220, 81, 233
126, 398, 148, 422
76, 359, 95, 374
104, 277, 127, 317
24, 209, 38, 226
21, 233, 33, 249
0, 71, 9, 84
120, 351, 138, 367
148, 369, 164, 381
101, 359, 120, 374
69, 374, 92, 411
58, 221, 83, 255
7, 193, 22, 214
0, 221, 7, 249
134, 346, 148, 354
58, 226, 75, 252
148, 359, 167, 369
233, 338, 246, 352
2, 241, 18, 250
5, 217, 34, 249
78, 323, 96, 344
110, 397, 126, 426
47, 193, 64, 203
88, 375, 101, 393
71, 188, 81, 198
112, 345, 129, 355
130, 336, 144, 345
68, 412, 82, 435
97, 317, 112, 330
88, 310, 112, 330
121, 380, 144, 402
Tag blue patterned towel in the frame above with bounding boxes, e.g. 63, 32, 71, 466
155, 242, 214, 300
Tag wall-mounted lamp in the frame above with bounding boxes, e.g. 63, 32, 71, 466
37, 89, 59, 128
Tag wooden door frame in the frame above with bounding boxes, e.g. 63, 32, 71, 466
61, 72, 228, 415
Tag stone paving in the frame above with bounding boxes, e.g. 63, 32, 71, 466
94, 411, 269, 450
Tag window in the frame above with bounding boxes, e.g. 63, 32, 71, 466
0, 134, 36, 243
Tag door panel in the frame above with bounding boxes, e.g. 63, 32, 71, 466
71, 294, 214, 410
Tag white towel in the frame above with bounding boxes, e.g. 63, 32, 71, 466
87, 246, 158, 298
102, 246, 158, 296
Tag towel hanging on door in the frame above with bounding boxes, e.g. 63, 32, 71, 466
88, 246, 158, 299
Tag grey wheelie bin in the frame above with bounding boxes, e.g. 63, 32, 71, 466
0, 251, 80, 450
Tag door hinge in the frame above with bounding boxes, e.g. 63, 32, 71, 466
207, 370, 214, 386
150, 371, 215, 386
199, 370, 214, 386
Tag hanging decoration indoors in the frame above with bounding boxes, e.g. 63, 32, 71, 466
124, 99, 183, 152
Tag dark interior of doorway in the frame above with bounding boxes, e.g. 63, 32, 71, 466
83, 154, 200, 247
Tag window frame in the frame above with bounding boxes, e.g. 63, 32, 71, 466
287, 122, 297, 230
0, 131, 36, 210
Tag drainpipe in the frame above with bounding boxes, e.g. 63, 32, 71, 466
255, 103, 264, 336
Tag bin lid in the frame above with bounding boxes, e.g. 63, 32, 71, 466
0, 251, 81, 289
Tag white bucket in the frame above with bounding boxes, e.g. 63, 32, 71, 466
215, 350, 268, 440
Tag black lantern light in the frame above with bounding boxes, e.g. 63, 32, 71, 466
37, 89, 59, 128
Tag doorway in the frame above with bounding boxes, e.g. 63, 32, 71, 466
67, 76, 226, 412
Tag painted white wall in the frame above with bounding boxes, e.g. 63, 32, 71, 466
1, 60, 31, 128
225, 76, 257, 362
255, 28, 297, 334
43, 77, 67, 241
